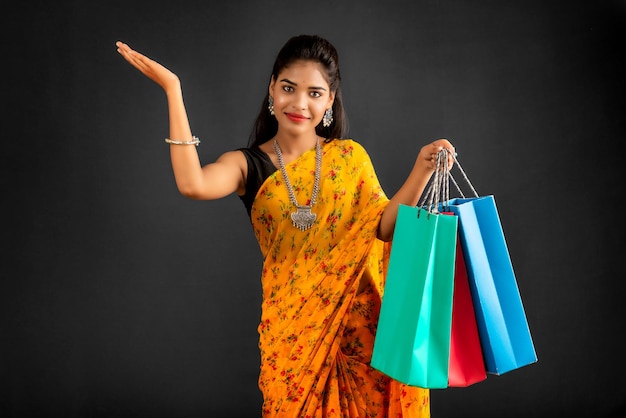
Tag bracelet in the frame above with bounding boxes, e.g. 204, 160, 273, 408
165, 136, 200, 146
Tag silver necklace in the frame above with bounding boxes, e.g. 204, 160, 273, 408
272, 138, 322, 231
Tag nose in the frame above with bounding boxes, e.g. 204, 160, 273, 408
293, 92, 308, 110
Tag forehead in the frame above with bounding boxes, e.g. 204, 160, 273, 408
276, 60, 329, 86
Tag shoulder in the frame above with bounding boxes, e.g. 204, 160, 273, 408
326, 138, 368, 155
326, 138, 372, 163
215, 149, 249, 184
217, 149, 248, 165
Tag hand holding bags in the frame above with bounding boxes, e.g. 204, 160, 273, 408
445, 153, 538, 375
371, 148, 536, 389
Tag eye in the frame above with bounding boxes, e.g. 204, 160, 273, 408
282, 85, 294, 92
310, 91, 322, 98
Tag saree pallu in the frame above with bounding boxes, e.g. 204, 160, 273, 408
250, 140, 429, 417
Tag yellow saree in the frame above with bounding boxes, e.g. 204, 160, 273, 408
250, 139, 429, 417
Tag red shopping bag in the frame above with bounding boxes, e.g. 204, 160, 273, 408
447, 227, 487, 387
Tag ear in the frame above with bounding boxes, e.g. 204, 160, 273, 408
327, 91, 336, 109
268, 76, 275, 96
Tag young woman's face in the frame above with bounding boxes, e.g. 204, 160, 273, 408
269, 60, 335, 135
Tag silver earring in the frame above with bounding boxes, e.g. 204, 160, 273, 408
268, 96, 275, 115
322, 108, 333, 127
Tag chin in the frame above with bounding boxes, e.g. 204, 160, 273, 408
281, 124, 314, 135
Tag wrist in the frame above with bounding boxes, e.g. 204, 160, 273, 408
412, 158, 434, 178
164, 79, 183, 98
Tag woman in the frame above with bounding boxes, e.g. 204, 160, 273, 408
116, 34, 454, 417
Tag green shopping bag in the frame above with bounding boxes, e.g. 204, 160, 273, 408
371, 204, 458, 388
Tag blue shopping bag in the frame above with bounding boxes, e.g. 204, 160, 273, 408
444, 155, 537, 375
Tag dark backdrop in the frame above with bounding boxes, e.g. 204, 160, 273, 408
2, 0, 625, 417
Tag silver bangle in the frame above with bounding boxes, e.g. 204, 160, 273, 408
165, 136, 200, 146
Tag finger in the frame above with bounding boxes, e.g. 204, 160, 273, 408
116, 42, 149, 65
115, 41, 133, 55
432, 138, 455, 154
117, 49, 144, 70
118, 46, 151, 71
116, 43, 137, 63
429, 153, 439, 171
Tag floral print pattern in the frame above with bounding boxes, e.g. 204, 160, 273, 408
251, 140, 429, 417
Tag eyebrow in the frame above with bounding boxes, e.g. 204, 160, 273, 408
279, 78, 327, 91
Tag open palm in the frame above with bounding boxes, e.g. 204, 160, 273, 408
116, 41, 180, 92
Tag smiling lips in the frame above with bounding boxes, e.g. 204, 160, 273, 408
285, 113, 310, 123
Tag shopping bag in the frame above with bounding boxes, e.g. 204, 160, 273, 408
371, 203, 458, 389
444, 154, 537, 375
445, 226, 487, 387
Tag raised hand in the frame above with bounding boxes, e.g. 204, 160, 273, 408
115, 41, 181, 93
417, 138, 456, 172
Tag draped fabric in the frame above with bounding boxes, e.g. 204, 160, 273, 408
249, 139, 429, 417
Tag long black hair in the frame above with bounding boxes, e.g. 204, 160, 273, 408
248, 35, 348, 148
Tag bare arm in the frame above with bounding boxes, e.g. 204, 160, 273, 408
377, 139, 455, 241
115, 41, 245, 200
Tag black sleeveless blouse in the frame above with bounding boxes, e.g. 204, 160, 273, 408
237, 146, 278, 217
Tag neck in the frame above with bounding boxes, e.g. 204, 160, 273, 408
274, 132, 319, 156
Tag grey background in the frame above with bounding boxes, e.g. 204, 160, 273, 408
2, 0, 624, 416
